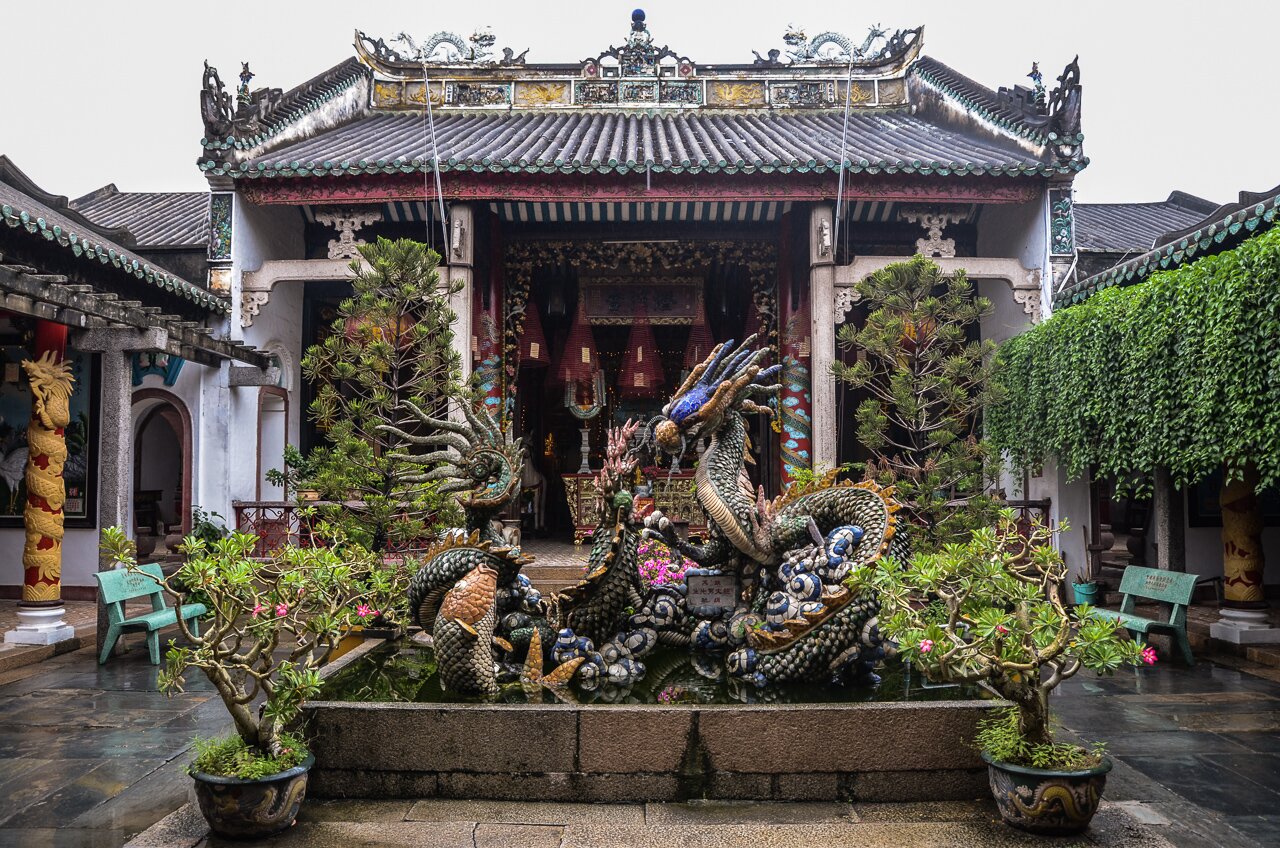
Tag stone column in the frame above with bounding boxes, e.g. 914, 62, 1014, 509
1151, 467, 1185, 573
76, 327, 167, 653
1211, 463, 1280, 644
447, 203, 474, 386
4, 321, 77, 646
809, 203, 837, 470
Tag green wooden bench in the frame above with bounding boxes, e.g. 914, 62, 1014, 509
95, 564, 207, 665
1086, 565, 1198, 665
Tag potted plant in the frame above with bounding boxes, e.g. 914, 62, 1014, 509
265, 444, 322, 501
1073, 524, 1102, 605
850, 511, 1153, 834
100, 526, 403, 839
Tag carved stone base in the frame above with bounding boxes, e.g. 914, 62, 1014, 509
4, 605, 76, 646
1210, 607, 1280, 645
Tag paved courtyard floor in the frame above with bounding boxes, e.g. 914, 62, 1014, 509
0, 598, 1277, 847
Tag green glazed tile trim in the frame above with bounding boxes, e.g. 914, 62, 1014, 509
1056, 195, 1280, 308
1, 202, 230, 314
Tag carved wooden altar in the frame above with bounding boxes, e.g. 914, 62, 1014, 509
562, 472, 705, 544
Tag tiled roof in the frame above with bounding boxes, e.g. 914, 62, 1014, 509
72, 187, 209, 249
1058, 185, 1280, 308
0, 157, 228, 315
211, 109, 1080, 180
1074, 192, 1218, 254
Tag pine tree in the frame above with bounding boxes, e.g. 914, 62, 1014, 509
832, 255, 1002, 552
301, 237, 463, 551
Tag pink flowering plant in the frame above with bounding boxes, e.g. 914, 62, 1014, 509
101, 526, 403, 778
846, 510, 1149, 770
636, 537, 688, 589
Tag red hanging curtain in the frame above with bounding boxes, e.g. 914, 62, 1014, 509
557, 300, 599, 385
683, 298, 716, 370
619, 305, 664, 398
518, 294, 550, 367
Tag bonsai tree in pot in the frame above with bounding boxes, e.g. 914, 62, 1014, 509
848, 511, 1153, 834
100, 526, 403, 839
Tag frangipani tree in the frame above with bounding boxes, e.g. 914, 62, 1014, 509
101, 527, 403, 759
848, 511, 1150, 758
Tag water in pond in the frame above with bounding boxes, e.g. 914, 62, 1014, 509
320, 642, 984, 705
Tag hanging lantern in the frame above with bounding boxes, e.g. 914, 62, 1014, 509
518, 294, 550, 367
619, 305, 664, 398
683, 298, 715, 370
343, 313, 416, 350
557, 300, 600, 386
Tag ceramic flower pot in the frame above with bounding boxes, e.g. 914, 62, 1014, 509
982, 751, 1111, 835
191, 754, 314, 840
1072, 581, 1099, 605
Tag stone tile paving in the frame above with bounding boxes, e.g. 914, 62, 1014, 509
0, 639, 225, 848
1053, 660, 1280, 847
135, 798, 1175, 847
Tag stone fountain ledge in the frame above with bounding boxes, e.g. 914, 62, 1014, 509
301, 638, 1003, 804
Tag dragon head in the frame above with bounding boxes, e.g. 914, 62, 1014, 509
384, 399, 524, 513
651, 336, 781, 457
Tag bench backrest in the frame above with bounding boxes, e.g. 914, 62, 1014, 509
1117, 567, 1198, 624
95, 564, 168, 621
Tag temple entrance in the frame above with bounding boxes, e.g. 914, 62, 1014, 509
497, 237, 783, 546
131, 390, 191, 561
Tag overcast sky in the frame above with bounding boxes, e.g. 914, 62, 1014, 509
2, 0, 1275, 206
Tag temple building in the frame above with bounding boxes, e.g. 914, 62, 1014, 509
184, 12, 1081, 553
6, 12, 1146, 625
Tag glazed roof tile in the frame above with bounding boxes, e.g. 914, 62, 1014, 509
219, 109, 1077, 180
0, 157, 228, 314
1058, 185, 1280, 308
1074, 192, 1218, 254
72, 187, 209, 249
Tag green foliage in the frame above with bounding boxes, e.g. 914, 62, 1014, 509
989, 225, 1280, 494
300, 237, 464, 550
832, 255, 1003, 552
848, 511, 1145, 751
188, 506, 227, 546
191, 732, 309, 780
975, 708, 1104, 771
100, 526, 405, 760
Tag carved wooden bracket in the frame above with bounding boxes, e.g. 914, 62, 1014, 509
898, 207, 966, 258
314, 208, 384, 259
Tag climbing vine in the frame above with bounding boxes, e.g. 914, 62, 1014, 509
989, 224, 1280, 493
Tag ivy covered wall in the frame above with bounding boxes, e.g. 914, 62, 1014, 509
989, 224, 1280, 495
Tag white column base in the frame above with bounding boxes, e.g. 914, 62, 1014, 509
1209, 607, 1280, 645
3, 604, 77, 646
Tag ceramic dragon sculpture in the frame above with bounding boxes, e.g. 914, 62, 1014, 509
551, 420, 695, 692
637, 336, 905, 686
388, 400, 544, 697
20, 351, 75, 603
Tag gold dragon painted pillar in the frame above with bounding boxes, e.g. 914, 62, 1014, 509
1220, 465, 1265, 606
19, 349, 75, 603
